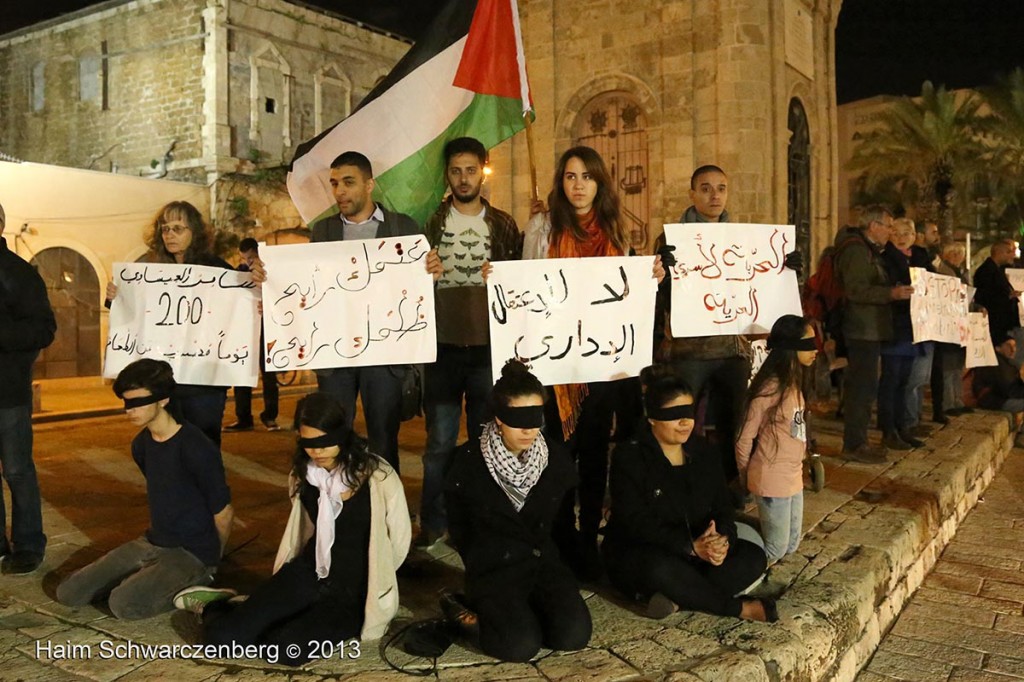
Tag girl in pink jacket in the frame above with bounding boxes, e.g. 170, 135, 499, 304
735, 315, 818, 564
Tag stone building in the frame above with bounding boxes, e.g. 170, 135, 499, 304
487, 0, 843, 262
0, 0, 408, 233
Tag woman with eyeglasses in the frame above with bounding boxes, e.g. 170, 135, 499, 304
172, 392, 410, 666
601, 367, 774, 622
105, 201, 234, 446
442, 360, 591, 662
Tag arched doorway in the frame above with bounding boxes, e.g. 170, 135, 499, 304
573, 92, 651, 252
30, 247, 101, 378
787, 97, 812, 278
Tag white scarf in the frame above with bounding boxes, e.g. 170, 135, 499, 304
480, 421, 548, 511
305, 463, 352, 579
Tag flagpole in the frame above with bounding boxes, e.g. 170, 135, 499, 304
524, 111, 539, 203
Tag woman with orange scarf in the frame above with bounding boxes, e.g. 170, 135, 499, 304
523, 146, 665, 579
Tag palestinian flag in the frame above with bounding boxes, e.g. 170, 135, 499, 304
287, 0, 533, 227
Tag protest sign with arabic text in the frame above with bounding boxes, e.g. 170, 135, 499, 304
260, 237, 436, 371
909, 268, 970, 344
663, 223, 802, 337
1005, 268, 1024, 321
488, 257, 657, 386
103, 263, 260, 386
966, 312, 998, 369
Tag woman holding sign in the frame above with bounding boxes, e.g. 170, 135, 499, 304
522, 146, 664, 579
602, 368, 774, 621
106, 201, 234, 447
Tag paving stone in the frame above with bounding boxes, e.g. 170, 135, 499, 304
585, 595, 668, 648
984, 654, 1024, 679
662, 674, 703, 682
854, 672, 897, 682
435, 661, 544, 680
891, 611, 1024, 660
651, 628, 722, 659
922, 572, 983, 595
36, 600, 111, 625
981, 580, 1024, 604
940, 548, 1021, 572
915, 586, 1022, 616
864, 648, 953, 682
878, 634, 984, 670
900, 600, 997, 630
0, 651, 93, 681
116, 658, 224, 681
611, 638, 690, 675
774, 604, 842, 679
210, 670, 322, 681
686, 650, 769, 682
946, 540, 1024, 564
935, 560, 1024, 587
948, 667, 1024, 681
995, 613, 1024, 635
21, 627, 147, 681
535, 648, 639, 681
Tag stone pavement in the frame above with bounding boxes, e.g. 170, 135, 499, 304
0, 406, 1014, 681
857, 441, 1024, 682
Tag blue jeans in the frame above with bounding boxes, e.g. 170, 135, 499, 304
317, 366, 405, 473
420, 345, 492, 534
0, 405, 46, 557
174, 390, 228, 448
903, 343, 933, 429
756, 492, 803, 564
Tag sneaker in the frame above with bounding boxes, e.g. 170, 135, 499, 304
223, 421, 254, 432
881, 432, 913, 451
645, 592, 679, 620
897, 431, 925, 448
173, 586, 237, 614
261, 418, 281, 432
841, 444, 888, 464
1, 551, 42, 575
413, 528, 445, 550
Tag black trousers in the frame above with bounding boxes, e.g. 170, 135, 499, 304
546, 382, 617, 540
471, 564, 591, 662
843, 339, 882, 450
203, 560, 364, 667
603, 538, 767, 618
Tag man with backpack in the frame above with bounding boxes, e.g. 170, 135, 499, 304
832, 206, 914, 463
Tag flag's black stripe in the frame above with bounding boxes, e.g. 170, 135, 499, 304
290, 0, 477, 168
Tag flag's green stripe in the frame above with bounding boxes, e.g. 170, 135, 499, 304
372, 93, 527, 226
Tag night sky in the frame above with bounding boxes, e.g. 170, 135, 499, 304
2, 0, 1023, 104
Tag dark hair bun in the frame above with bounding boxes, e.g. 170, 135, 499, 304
501, 359, 531, 378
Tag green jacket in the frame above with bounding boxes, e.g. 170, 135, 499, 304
833, 226, 893, 342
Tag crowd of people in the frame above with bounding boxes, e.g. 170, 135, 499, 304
1, 136, 1018, 666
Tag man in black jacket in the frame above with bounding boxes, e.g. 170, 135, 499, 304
309, 152, 442, 473
973, 239, 1020, 349
0, 202, 56, 575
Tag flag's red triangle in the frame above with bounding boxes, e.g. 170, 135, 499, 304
453, 0, 531, 105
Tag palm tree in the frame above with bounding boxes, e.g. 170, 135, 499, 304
848, 81, 987, 240
980, 68, 1024, 232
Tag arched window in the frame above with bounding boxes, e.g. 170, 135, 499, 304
249, 42, 291, 161
573, 92, 650, 251
787, 97, 811, 279
314, 64, 351, 134
30, 247, 101, 378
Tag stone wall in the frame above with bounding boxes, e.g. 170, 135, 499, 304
0, 0, 206, 179
488, 0, 842, 258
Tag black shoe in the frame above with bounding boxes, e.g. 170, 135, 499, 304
897, 431, 925, 448
2, 551, 43, 575
881, 432, 912, 451
932, 414, 950, 425
762, 597, 779, 623
223, 421, 254, 432
947, 407, 974, 416
439, 591, 479, 643
841, 444, 888, 464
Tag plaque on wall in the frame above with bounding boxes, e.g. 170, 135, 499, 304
784, 0, 815, 81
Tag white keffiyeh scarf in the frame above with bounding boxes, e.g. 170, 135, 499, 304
305, 463, 352, 579
480, 421, 548, 511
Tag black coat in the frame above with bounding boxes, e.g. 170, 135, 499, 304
601, 428, 737, 560
0, 238, 56, 408
444, 436, 577, 598
974, 257, 1020, 344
